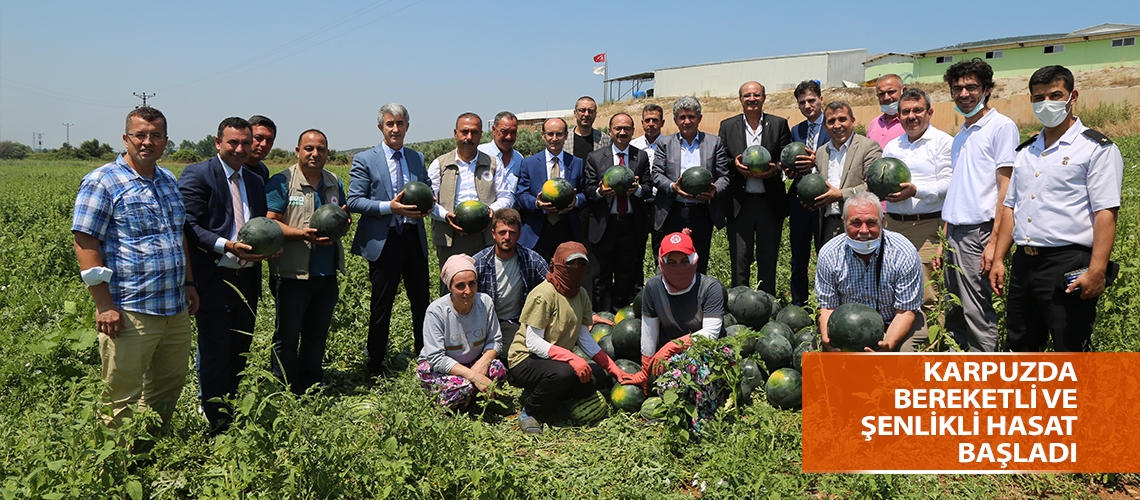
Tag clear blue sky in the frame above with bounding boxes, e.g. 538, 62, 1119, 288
0, 0, 1127, 151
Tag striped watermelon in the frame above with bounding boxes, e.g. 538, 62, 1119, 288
640, 397, 666, 421
569, 392, 610, 425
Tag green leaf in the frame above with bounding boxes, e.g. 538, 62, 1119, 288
125, 479, 143, 500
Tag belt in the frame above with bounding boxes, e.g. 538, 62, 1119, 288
608, 214, 632, 221
215, 265, 257, 277
1019, 244, 1090, 257
740, 191, 768, 198
888, 211, 942, 222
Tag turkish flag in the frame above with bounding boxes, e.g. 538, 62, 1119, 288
593, 52, 606, 63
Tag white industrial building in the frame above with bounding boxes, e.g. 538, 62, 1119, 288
653, 48, 868, 98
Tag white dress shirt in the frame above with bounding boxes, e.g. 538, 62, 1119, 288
630, 135, 660, 156
376, 143, 412, 222
601, 144, 644, 214
824, 136, 852, 216
428, 152, 513, 219
679, 134, 701, 174
544, 149, 564, 178
478, 141, 522, 196
743, 115, 766, 194
883, 125, 953, 215
942, 109, 1019, 226
214, 157, 252, 269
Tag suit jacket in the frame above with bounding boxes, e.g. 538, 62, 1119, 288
815, 134, 883, 203
583, 145, 652, 243
515, 150, 586, 249
563, 127, 611, 158
717, 113, 792, 218
791, 119, 831, 150
179, 155, 268, 287
650, 132, 731, 231
346, 144, 430, 261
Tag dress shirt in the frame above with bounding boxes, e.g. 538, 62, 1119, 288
478, 141, 522, 194
679, 134, 701, 174
1004, 118, 1123, 248
603, 144, 643, 214
630, 135, 660, 156
544, 149, 563, 178
374, 143, 414, 220
743, 115, 767, 193
805, 114, 825, 150
883, 126, 953, 215
824, 136, 852, 216
943, 109, 1019, 226
867, 113, 905, 149
816, 229, 924, 324
215, 157, 253, 268
428, 151, 513, 219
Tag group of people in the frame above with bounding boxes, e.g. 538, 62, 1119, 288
71, 59, 1121, 435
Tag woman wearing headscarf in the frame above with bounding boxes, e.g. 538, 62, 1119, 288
507, 241, 631, 434
417, 254, 506, 411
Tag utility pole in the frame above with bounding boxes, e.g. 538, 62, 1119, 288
35, 133, 43, 152
132, 92, 155, 107
62, 123, 73, 146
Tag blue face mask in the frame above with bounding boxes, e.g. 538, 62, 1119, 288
954, 94, 987, 118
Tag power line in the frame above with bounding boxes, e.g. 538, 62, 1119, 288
0, 78, 131, 109
133, 92, 155, 107
62, 123, 73, 146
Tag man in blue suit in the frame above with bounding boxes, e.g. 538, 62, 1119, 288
787, 80, 831, 306
179, 117, 270, 433
347, 103, 432, 378
515, 117, 586, 262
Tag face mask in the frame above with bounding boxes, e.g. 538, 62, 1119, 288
1033, 95, 1072, 128
880, 101, 898, 116
846, 235, 881, 255
953, 92, 987, 118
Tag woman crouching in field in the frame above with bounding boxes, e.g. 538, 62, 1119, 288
417, 254, 506, 411
507, 242, 632, 434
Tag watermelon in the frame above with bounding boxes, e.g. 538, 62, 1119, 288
678, 167, 713, 196
541, 178, 575, 210
603, 165, 635, 194
739, 358, 768, 401
345, 398, 378, 419
614, 359, 641, 376
766, 368, 803, 410
632, 291, 643, 318
640, 396, 666, 421
610, 384, 646, 413
611, 318, 642, 362
759, 321, 795, 346
827, 303, 885, 352
724, 324, 756, 357
597, 311, 616, 323
793, 326, 820, 351
238, 217, 284, 256
776, 306, 814, 333
569, 391, 610, 425
614, 305, 636, 325
865, 157, 912, 199
598, 335, 616, 360
779, 142, 809, 172
309, 203, 350, 239
741, 145, 772, 174
796, 173, 829, 207
768, 299, 783, 323
755, 333, 793, 372
400, 181, 434, 214
453, 200, 491, 234
722, 313, 737, 328
729, 289, 770, 330
792, 341, 813, 373
591, 323, 613, 342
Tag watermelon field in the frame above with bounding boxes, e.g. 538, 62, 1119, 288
0, 135, 1137, 498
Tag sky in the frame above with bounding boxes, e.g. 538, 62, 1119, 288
0, 0, 1129, 152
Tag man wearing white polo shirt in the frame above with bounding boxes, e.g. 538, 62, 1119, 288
940, 59, 1019, 352
882, 88, 952, 326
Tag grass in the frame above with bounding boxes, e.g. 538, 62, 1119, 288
0, 133, 1137, 497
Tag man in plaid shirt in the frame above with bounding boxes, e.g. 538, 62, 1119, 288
71, 107, 199, 427
472, 208, 549, 361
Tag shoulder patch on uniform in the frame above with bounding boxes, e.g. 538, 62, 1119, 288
1016, 134, 1038, 152
1082, 129, 1113, 146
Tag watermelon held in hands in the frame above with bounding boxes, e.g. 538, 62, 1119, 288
796, 173, 829, 207
766, 368, 802, 410
611, 318, 642, 362
309, 203, 350, 239
597, 311, 616, 323
780, 142, 809, 171
678, 167, 713, 196
776, 306, 814, 333
569, 391, 610, 425
640, 396, 666, 421
603, 165, 635, 194
865, 157, 912, 199
238, 217, 284, 256
741, 145, 772, 174
541, 178, 576, 210
453, 200, 491, 234
400, 181, 434, 214
610, 384, 646, 413
827, 303, 885, 352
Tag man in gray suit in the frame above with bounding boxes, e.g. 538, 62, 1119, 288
347, 103, 432, 378
810, 101, 883, 243
650, 96, 731, 274
564, 96, 611, 160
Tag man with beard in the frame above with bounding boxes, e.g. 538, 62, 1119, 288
564, 96, 611, 160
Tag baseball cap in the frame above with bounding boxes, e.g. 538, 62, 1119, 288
659, 231, 696, 257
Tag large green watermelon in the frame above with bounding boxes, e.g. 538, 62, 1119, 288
792, 341, 813, 373
767, 299, 783, 323
729, 289, 770, 330
614, 359, 641, 376
678, 167, 713, 196
632, 291, 643, 318
309, 203, 350, 239
541, 178, 575, 210
755, 333, 793, 373
611, 318, 642, 362
865, 157, 912, 199
640, 396, 666, 421
726, 286, 750, 312
610, 384, 646, 413
766, 368, 802, 410
741, 145, 772, 174
779, 142, 809, 172
569, 391, 610, 425
596, 311, 616, 323
614, 305, 636, 325
603, 165, 635, 194
400, 181, 434, 214
591, 323, 613, 342
453, 200, 491, 234
759, 321, 795, 346
724, 324, 756, 357
238, 217, 284, 256
827, 303, 884, 351
598, 335, 616, 360
793, 326, 820, 351
722, 313, 738, 328
739, 357, 768, 402
796, 173, 829, 207
776, 306, 814, 333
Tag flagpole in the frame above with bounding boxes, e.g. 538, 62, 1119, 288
603, 51, 608, 103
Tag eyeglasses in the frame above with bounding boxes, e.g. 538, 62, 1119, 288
899, 106, 928, 116
950, 84, 983, 94
128, 133, 167, 142
610, 126, 634, 132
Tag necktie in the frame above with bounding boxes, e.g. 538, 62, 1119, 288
229, 171, 247, 265
547, 155, 561, 224
807, 123, 818, 149
392, 149, 406, 233
616, 152, 628, 216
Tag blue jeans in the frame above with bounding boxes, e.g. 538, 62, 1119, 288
270, 275, 339, 394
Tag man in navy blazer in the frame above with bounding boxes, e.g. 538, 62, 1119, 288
346, 103, 432, 378
787, 80, 831, 306
515, 117, 586, 262
179, 117, 269, 432
650, 96, 730, 274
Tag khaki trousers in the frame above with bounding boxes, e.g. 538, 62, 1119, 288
99, 309, 192, 426
885, 216, 942, 308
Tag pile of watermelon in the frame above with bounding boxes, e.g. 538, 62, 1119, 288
729, 302, 818, 412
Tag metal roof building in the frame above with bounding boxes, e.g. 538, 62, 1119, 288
652, 48, 867, 98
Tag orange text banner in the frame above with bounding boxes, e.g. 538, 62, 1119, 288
801, 353, 1140, 473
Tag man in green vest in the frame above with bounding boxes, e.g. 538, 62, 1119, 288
428, 112, 513, 292
265, 129, 347, 394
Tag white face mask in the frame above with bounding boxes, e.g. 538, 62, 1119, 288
846, 235, 881, 255
954, 98, 985, 118
1032, 94, 1072, 128
880, 101, 899, 116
